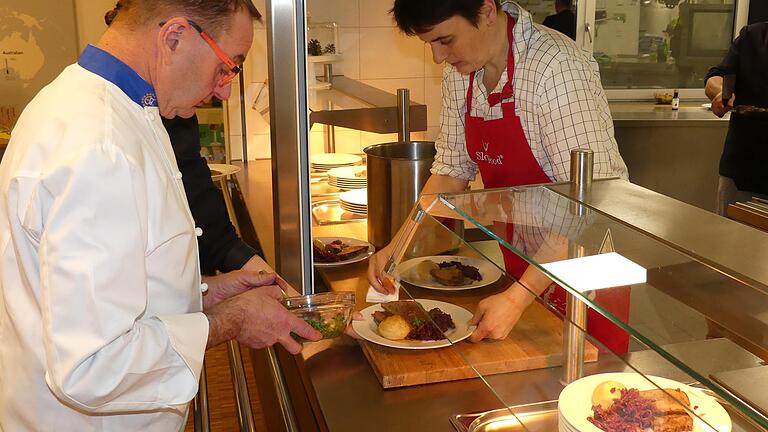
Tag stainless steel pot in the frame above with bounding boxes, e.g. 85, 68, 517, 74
364, 141, 435, 249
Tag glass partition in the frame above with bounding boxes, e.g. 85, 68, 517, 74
377, 183, 768, 430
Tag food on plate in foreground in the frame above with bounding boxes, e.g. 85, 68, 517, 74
588, 382, 694, 432
592, 380, 627, 410
372, 300, 456, 341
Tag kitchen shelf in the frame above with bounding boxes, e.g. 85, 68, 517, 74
308, 76, 427, 134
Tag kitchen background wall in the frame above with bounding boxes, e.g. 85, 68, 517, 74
229, 0, 443, 160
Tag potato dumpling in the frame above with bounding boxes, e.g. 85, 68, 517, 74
412, 260, 439, 282
377, 315, 411, 340
591, 380, 626, 410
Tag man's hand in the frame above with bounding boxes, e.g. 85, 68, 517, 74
711, 91, 735, 118
240, 255, 301, 297
468, 284, 533, 343
202, 270, 285, 310
205, 286, 322, 354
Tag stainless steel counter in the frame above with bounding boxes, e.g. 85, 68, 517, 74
609, 101, 730, 126
607, 102, 730, 212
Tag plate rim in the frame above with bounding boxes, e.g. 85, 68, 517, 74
313, 236, 375, 267
396, 255, 504, 291
352, 299, 476, 350
558, 372, 732, 432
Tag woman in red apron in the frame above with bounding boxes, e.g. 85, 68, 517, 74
463, 16, 630, 354
370, 0, 630, 354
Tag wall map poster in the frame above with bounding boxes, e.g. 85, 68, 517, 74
0, 0, 78, 120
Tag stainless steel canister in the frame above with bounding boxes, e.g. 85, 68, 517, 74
364, 141, 436, 249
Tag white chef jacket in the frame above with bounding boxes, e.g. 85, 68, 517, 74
0, 45, 208, 431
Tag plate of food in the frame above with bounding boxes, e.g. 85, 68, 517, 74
313, 237, 374, 267
558, 372, 731, 432
352, 299, 475, 349
395, 256, 503, 291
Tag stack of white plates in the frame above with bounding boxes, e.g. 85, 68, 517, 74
339, 188, 367, 215
557, 373, 732, 432
310, 153, 363, 172
327, 166, 367, 190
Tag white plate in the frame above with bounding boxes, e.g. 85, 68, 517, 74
328, 165, 367, 181
311, 153, 362, 166
396, 256, 504, 291
353, 299, 475, 349
558, 372, 732, 432
340, 188, 368, 207
313, 237, 374, 268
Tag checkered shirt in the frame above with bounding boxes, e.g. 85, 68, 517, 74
432, 1, 629, 183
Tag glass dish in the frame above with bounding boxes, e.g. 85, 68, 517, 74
281, 292, 355, 339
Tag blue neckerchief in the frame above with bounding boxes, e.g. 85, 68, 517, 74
78, 44, 158, 108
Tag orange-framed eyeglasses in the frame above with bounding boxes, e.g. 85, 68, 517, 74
160, 19, 241, 87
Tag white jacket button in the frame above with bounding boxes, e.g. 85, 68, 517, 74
195, 227, 203, 237
200, 283, 209, 293
174, 172, 183, 180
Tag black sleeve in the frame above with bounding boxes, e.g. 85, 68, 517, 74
542, 15, 554, 29
164, 115, 259, 275
705, 25, 746, 84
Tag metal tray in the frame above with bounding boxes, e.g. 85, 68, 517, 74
451, 401, 559, 432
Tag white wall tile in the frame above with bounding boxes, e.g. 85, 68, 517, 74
360, 28, 424, 79
424, 76, 442, 129
226, 98, 243, 136
249, 29, 269, 83
247, 134, 272, 160
360, 132, 398, 148
360, 78, 425, 104
308, 0, 360, 27
426, 126, 440, 141
309, 131, 326, 155
335, 28, 361, 79
230, 134, 244, 160
359, 0, 396, 27
424, 44, 444, 78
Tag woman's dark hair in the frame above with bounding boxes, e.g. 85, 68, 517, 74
103, 0, 261, 35
391, 0, 501, 35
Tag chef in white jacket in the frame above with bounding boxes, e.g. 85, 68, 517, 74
0, 1, 320, 431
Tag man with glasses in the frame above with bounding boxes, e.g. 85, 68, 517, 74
0, 1, 321, 430
106, 4, 275, 280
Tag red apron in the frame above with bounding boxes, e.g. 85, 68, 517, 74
464, 16, 629, 354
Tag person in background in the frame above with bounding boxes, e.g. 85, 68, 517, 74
705, 22, 768, 215
368, 0, 630, 352
542, 0, 576, 41
0, 1, 321, 430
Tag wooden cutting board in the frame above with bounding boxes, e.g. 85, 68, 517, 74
359, 300, 598, 388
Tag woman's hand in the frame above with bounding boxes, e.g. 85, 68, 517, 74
202, 270, 288, 310
367, 244, 397, 294
468, 283, 533, 342
343, 311, 365, 339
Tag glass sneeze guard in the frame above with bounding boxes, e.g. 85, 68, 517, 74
378, 180, 768, 431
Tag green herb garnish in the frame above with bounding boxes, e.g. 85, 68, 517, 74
305, 313, 347, 338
